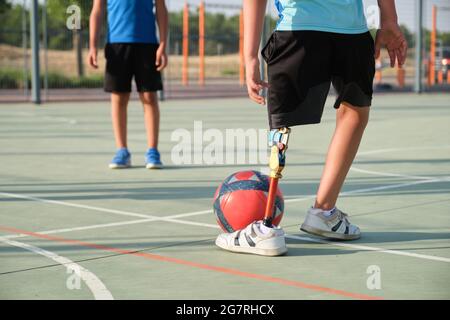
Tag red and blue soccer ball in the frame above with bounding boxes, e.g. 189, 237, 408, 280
213, 170, 284, 233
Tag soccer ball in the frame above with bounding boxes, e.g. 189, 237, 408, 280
213, 170, 284, 232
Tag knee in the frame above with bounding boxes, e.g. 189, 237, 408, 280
140, 93, 158, 107
337, 102, 369, 130
111, 92, 130, 107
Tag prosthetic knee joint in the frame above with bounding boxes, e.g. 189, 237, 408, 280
263, 127, 291, 227
268, 127, 291, 179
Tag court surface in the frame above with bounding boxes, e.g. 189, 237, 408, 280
0, 93, 449, 300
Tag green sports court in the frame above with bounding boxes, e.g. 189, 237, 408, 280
1, 92, 449, 300
1, 0, 450, 304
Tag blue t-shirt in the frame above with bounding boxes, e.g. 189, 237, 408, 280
275, 0, 368, 34
107, 0, 158, 44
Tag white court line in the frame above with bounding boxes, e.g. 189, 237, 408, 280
1, 210, 212, 241
0, 191, 210, 221
0, 237, 113, 300
2, 185, 449, 264
349, 167, 436, 181
0, 174, 450, 262
284, 178, 446, 203
110, 217, 450, 264
357, 145, 450, 156
285, 235, 450, 263
1, 218, 159, 240
16, 112, 78, 125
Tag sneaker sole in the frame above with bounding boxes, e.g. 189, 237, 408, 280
109, 164, 131, 169
146, 163, 163, 169
215, 237, 287, 257
300, 224, 361, 241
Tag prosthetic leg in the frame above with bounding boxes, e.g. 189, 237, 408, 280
263, 127, 291, 227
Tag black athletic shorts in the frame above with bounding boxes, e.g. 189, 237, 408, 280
261, 31, 375, 129
104, 43, 163, 93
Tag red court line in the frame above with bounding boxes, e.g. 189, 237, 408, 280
0, 225, 383, 300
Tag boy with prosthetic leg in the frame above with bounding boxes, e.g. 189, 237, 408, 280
215, 0, 407, 256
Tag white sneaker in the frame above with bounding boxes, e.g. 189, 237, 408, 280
300, 207, 361, 240
215, 221, 287, 256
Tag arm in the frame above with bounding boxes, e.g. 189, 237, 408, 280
378, 0, 398, 25
375, 0, 407, 67
243, 0, 268, 105
155, 0, 168, 71
88, 0, 105, 69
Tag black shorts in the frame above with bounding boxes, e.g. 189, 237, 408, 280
261, 31, 375, 129
104, 43, 163, 93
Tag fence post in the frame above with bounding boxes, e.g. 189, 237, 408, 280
414, 0, 423, 93
43, 0, 49, 101
74, 29, 84, 78
428, 5, 436, 86
22, 0, 29, 98
239, 9, 245, 87
30, 0, 41, 104
375, 58, 382, 84
182, 2, 189, 86
437, 70, 443, 84
199, 1, 205, 86
397, 65, 405, 88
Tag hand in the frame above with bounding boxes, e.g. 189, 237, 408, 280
245, 56, 269, 105
374, 23, 408, 67
88, 48, 98, 69
155, 45, 168, 71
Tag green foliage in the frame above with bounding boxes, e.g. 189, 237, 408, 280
0, 3, 26, 46
0, 68, 103, 89
400, 24, 414, 48
221, 68, 238, 76
440, 33, 450, 48
46, 0, 91, 29
46, 0, 93, 50
0, 68, 23, 89
0, 0, 11, 14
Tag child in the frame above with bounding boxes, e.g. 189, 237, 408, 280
216, 0, 407, 256
88, 0, 168, 169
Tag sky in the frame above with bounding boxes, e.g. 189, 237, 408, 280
11, 0, 450, 32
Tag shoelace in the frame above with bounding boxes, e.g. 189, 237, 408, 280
338, 210, 351, 227
147, 151, 160, 162
113, 150, 129, 162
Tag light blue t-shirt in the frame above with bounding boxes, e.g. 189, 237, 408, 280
275, 0, 368, 34
107, 0, 158, 44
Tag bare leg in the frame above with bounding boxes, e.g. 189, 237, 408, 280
315, 103, 370, 210
111, 92, 130, 149
139, 91, 160, 149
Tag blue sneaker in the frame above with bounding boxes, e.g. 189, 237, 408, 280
109, 148, 131, 169
145, 148, 163, 169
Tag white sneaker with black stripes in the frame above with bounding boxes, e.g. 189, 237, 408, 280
300, 207, 361, 240
215, 221, 287, 256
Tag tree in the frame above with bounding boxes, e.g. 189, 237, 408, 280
400, 24, 414, 48
0, 2, 26, 46
46, 0, 94, 77
0, 0, 11, 14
